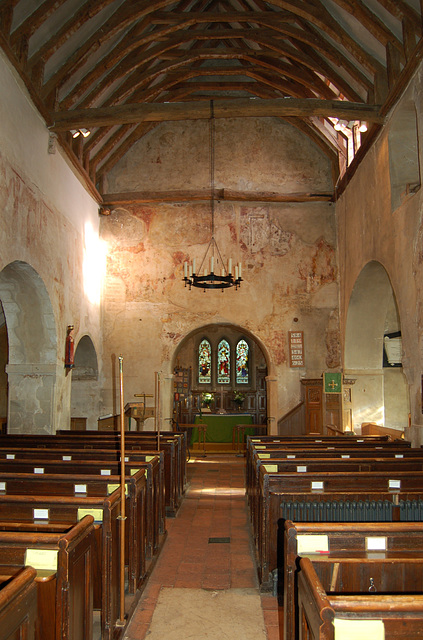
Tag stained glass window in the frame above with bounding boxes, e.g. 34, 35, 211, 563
198, 339, 211, 384
217, 339, 230, 384
236, 339, 249, 384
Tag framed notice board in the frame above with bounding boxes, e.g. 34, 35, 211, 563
288, 331, 304, 367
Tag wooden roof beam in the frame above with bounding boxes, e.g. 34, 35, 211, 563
49, 97, 384, 131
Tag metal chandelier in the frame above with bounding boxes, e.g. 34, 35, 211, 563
183, 101, 242, 291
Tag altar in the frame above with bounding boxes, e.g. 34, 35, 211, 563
192, 413, 253, 443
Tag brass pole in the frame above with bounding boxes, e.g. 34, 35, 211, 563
118, 355, 126, 625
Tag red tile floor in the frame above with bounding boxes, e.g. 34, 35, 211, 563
123, 453, 283, 640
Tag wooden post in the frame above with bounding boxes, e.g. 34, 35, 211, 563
117, 355, 126, 626
155, 371, 161, 452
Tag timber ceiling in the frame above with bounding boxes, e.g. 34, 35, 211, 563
0, 0, 421, 201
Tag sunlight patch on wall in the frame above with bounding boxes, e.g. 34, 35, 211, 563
83, 223, 107, 305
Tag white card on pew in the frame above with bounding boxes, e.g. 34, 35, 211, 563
108, 483, 129, 496
74, 484, 87, 494
25, 548, 58, 571
264, 465, 278, 473
311, 481, 324, 491
33, 508, 49, 520
78, 508, 103, 522
101, 469, 111, 476
297, 466, 307, 473
341, 454, 350, 458
366, 536, 387, 551
389, 479, 401, 489
0, 482, 5, 491
287, 454, 296, 459
131, 468, 141, 475
6, 454, 14, 459
62, 455, 71, 460
333, 618, 384, 640
34, 468, 44, 474
251, 439, 260, 442
255, 445, 266, 449
258, 453, 270, 459
297, 534, 329, 555
395, 454, 404, 458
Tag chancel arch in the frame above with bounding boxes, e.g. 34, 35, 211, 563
344, 261, 409, 434
0, 261, 58, 434
172, 324, 271, 427
70, 334, 100, 430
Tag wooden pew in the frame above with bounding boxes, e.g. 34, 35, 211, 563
0, 566, 37, 640
284, 520, 423, 640
0, 433, 183, 516
0, 467, 147, 595
0, 492, 120, 640
0, 452, 164, 561
255, 464, 423, 589
297, 556, 423, 640
0, 516, 94, 640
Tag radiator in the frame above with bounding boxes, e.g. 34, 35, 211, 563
399, 500, 423, 521
280, 500, 394, 522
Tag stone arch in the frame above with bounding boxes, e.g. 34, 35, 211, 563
70, 334, 100, 430
0, 260, 58, 433
170, 323, 276, 431
344, 261, 409, 432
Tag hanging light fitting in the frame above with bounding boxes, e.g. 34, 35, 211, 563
183, 101, 242, 292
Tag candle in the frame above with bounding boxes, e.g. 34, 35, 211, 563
189, 265, 192, 277
228, 259, 232, 274
235, 265, 239, 280
184, 262, 188, 278
193, 258, 196, 274
239, 262, 242, 278
210, 256, 214, 272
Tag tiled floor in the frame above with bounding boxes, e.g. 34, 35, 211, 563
124, 453, 283, 640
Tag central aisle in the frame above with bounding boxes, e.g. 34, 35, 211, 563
123, 454, 281, 640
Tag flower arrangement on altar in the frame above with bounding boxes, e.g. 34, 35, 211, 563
201, 392, 214, 407
233, 391, 245, 407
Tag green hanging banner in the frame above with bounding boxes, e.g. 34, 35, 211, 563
324, 372, 342, 393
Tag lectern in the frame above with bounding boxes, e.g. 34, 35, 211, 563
124, 402, 155, 431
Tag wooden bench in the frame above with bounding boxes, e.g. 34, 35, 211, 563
0, 492, 121, 640
0, 452, 164, 563
284, 520, 423, 640
0, 433, 183, 516
255, 465, 423, 589
0, 515, 94, 640
297, 555, 423, 640
0, 566, 37, 640
0, 467, 147, 595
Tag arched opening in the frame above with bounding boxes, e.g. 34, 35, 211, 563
344, 261, 409, 433
70, 334, 100, 430
171, 323, 271, 448
0, 261, 57, 433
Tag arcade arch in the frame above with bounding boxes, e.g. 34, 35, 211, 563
344, 261, 409, 433
0, 261, 57, 433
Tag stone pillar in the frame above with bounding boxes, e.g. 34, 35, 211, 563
6, 363, 58, 434
265, 374, 278, 435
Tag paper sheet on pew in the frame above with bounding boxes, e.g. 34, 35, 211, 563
297, 534, 329, 555
25, 548, 58, 571
333, 618, 384, 640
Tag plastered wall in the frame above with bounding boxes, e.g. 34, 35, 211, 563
0, 51, 102, 432
101, 117, 339, 428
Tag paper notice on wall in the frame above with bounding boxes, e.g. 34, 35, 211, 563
333, 619, 384, 640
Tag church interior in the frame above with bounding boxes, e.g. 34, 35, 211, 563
1, 1, 423, 638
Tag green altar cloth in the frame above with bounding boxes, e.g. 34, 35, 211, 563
192, 413, 253, 443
